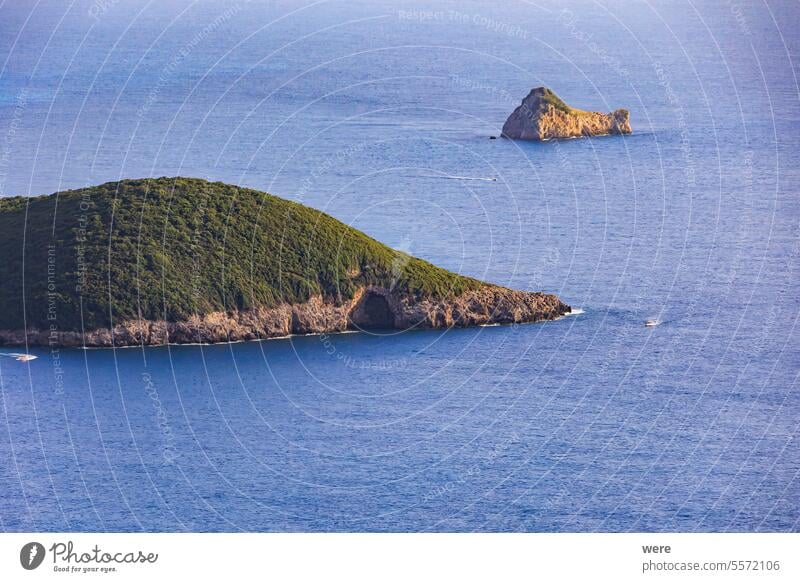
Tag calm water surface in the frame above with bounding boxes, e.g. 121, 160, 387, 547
0, 0, 798, 531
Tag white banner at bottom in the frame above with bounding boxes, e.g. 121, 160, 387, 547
0, 533, 796, 581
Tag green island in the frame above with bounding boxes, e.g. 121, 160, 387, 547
0, 177, 569, 347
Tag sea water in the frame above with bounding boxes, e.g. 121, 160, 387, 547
0, 0, 798, 531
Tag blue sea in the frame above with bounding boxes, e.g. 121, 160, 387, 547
0, 0, 798, 531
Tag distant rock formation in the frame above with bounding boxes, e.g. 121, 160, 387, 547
501, 87, 631, 140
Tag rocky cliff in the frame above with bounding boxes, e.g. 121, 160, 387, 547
501, 87, 631, 140
0, 285, 570, 347
0, 178, 570, 348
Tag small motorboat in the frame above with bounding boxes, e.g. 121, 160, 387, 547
1, 353, 38, 362
645, 319, 660, 327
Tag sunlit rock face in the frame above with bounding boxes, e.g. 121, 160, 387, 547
501, 87, 631, 140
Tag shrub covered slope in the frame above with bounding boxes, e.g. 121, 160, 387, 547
0, 177, 481, 332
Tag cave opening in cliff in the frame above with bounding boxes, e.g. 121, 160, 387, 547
350, 292, 395, 330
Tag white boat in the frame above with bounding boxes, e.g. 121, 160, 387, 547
645, 319, 660, 327
1, 353, 38, 362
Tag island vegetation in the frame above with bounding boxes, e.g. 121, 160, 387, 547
0, 177, 569, 347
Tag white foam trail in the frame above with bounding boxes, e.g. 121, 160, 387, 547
406, 174, 497, 182
441, 175, 497, 182
565, 308, 585, 316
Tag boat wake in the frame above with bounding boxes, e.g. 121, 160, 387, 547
405, 174, 497, 182
440, 175, 497, 182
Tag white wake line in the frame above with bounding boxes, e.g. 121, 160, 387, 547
404, 174, 498, 182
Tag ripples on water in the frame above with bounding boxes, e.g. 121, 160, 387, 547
0, 0, 798, 531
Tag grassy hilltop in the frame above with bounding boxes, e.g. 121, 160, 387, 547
0, 177, 481, 332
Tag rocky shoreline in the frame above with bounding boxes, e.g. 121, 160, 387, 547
0, 285, 570, 348
501, 86, 631, 140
